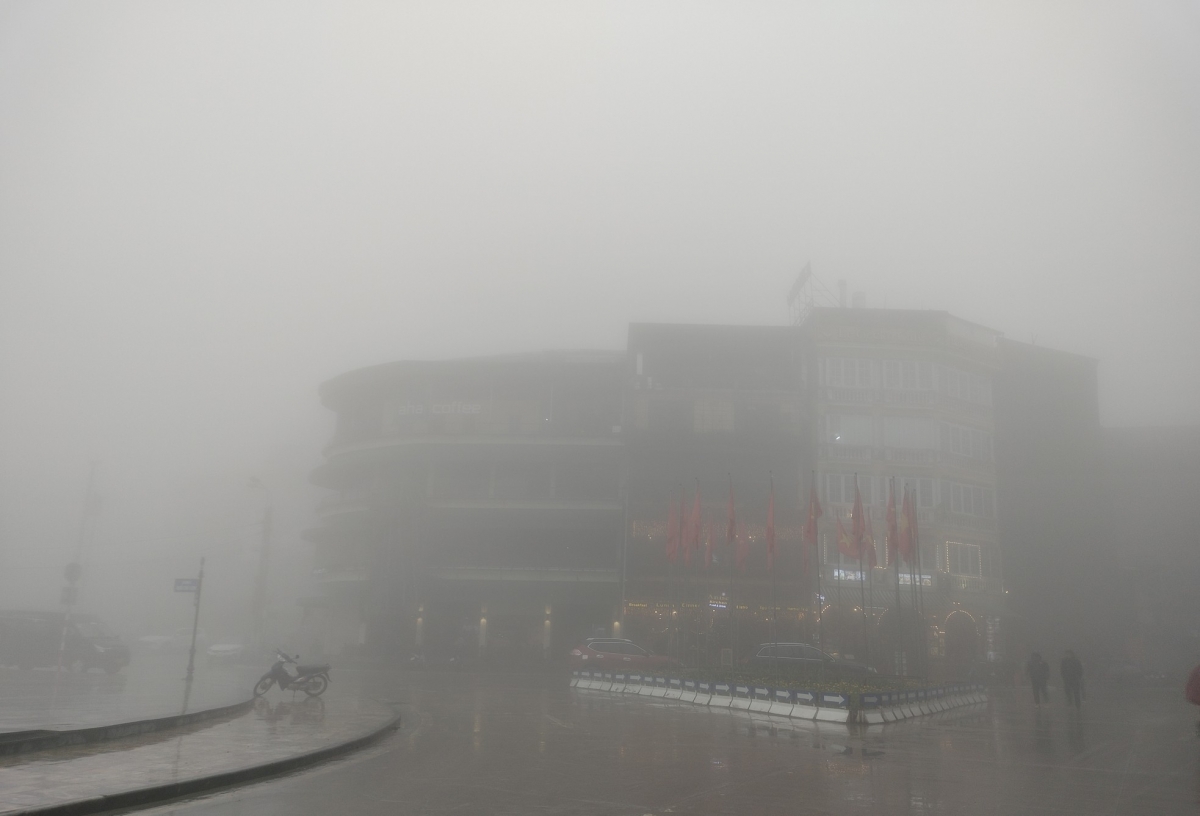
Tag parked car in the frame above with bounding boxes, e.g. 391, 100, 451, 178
138, 628, 208, 652
0, 610, 130, 673
568, 638, 681, 670
206, 642, 248, 663
742, 642, 876, 678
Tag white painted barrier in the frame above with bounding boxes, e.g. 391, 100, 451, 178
568, 672, 988, 725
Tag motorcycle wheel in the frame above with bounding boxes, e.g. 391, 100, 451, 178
253, 676, 274, 697
303, 675, 328, 697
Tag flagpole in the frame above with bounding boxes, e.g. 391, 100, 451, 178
769, 475, 778, 682
892, 476, 904, 676
815, 533, 823, 655
868, 511, 875, 667
676, 485, 684, 662
905, 483, 919, 675
855, 474, 869, 668
913, 499, 928, 680
811, 470, 823, 657
726, 475, 736, 673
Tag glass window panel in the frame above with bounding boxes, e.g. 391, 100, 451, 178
826, 474, 843, 504
884, 417, 936, 449
857, 359, 873, 387
920, 478, 934, 508
918, 362, 933, 389
885, 361, 900, 388
829, 414, 873, 445
902, 361, 917, 389
832, 358, 844, 386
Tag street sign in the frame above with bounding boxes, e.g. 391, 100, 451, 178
175, 578, 199, 592
60, 585, 78, 606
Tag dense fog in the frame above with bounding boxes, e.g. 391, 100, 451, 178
1, 2, 1198, 661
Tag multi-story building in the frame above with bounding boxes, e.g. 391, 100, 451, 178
305, 308, 1129, 681
304, 351, 626, 663
802, 308, 1006, 677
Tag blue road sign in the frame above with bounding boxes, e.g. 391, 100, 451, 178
174, 578, 199, 592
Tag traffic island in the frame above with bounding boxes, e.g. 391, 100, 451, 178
0, 696, 399, 816
570, 670, 987, 724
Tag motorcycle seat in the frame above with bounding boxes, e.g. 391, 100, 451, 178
297, 664, 329, 674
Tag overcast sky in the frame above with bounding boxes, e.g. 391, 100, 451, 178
1, 2, 1198, 602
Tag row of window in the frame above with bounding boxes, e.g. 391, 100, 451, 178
824, 473, 995, 519
824, 414, 993, 462
824, 473, 935, 508
820, 538, 1000, 580
938, 540, 1001, 579
425, 460, 620, 502
821, 357, 992, 405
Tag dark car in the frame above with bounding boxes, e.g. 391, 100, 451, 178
743, 642, 875, 678
0, 610, 131, 673
568, 638, 681, 670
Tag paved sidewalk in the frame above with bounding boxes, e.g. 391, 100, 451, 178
0, 695, 398, 815
0, 654, 258, 733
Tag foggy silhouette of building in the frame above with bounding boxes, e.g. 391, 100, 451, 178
992, 341, 1115, 667
1101, 425, 1200, 674
304, 308, 1140, 680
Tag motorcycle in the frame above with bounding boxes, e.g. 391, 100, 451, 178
254, 649, 330, 697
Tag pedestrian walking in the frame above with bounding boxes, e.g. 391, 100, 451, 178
1185, 663, 1200, 735
1026, 652, 1050, 707
1060, 649, 1083, 710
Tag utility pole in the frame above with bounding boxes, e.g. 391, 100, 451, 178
249, 478, 272, 651
185, 558, 206, 681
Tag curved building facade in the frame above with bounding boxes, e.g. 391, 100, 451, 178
305, 351, 626, 662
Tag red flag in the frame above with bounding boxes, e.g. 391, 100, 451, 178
726, 481, 736, 547
897, 487, 913, 563
864, 511, 878, 568
666, 500, 680, 563
907, 487, 920, 566
689, 489, 702, 556
766, 481, 776, 571
735, 521, 750, 570
704, 518, 714, 569
885, 479, 899, 567
836, 515, 858, 559
803, 484, 822, 572
851, 476, 867, 557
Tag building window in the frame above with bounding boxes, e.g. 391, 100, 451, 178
883, 417, 937, 449
943, 541, 982, 577
825, 473, 873, 506
825, 357, 875, 388
939, 366, 993, 406
943, 479, 995, 518
826, 413, 873, 446
694, 399, 735, 433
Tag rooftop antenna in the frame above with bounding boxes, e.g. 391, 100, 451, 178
787, 262, 814, 325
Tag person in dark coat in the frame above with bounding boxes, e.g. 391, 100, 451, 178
1026, 652, 1050, 707
1061, 649, 1084, 709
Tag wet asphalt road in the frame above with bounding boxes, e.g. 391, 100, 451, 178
141, 670, 1200, 815
0, 652, 256, 732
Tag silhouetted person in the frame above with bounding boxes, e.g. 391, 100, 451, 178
1185, 663, 1200, 735
1061, 649, 1083, 709
1026, 652, 1050, 707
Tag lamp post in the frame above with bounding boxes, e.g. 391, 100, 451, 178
248, 478, 272, 652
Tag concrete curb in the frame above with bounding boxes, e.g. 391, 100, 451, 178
0, 699, 254, 757
4, 707, 402, 816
